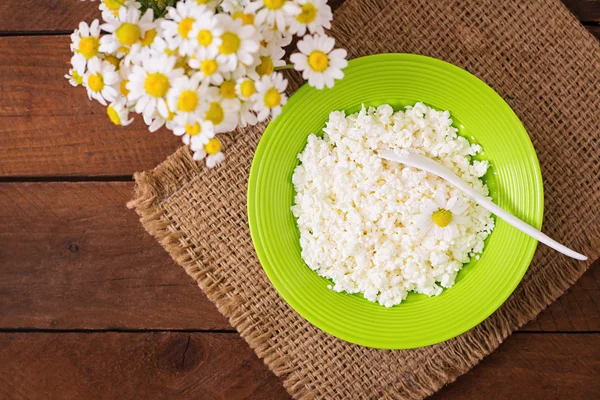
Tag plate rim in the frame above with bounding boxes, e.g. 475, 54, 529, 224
247, 53, 543, 349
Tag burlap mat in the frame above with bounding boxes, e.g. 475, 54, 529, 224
129, 0, 600, 398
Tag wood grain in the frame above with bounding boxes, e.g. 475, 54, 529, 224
432, 333, 600, 399
522, 259, 600, 331
0, 1, 598, 31
0, 332, 597, 400
0, 182, 230, 330
0, 0, 349, 32
0, 181, 598, 331
0, 35, 182, 178
0, 332, 289, 400
562, 0, 600, 21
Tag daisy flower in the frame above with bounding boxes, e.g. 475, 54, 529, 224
116, 64, 133, 103
246, 0, 300, 32
167, 74, 209, 125
100, 6, 155, 56
238, 101, 258, 127
193, 0, 220, 10
188, 47, 229, 84
252, 43, 285, 78
123, 19, 167, 65
106, 98, 134, 126
100, 53, 121, 70
65, 68, 84, 87
188, 10, 223, 53
70, 19, 102, 74
173, 118, 215, 148
214, 79, 242, 110
288, 0, 332, 36
204, 90, 239, 132
290, 34, 347, 89
235, 77, 257, 101
260, 25, 293, 47
99, 0, 140, 20
83, 58, 119, 106
221, 0, 251, 14
143, 110, 177, 133
413, 192, 470, 242
253, 72, 288, 121
161, 0, 207, 56
127, 51, 185, 118
225, 0, 256, 26
216, 14, 260, 70
193, 137, 226, 168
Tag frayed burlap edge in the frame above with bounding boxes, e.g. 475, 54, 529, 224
128, 146, 598, 399
128, 0, 600, 397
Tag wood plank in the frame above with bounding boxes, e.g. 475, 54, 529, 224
0, 35, 182, 177
0, 0, 97, 32
562, 0, 600, 21
522, 259, 600, 331
586, 24, 600, 39
0, 332, 597, 399
1, 181, 598, 331
432, 333, 600, 399
0, 0, 347, 32
0, 1, 597, 32
0, 332, 289, 400
0, 182, 230, 330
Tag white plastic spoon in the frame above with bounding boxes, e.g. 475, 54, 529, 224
378, 150, 587, 261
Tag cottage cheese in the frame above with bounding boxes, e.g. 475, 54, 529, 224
291, 103, 495, 307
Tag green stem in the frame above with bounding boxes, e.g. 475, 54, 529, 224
274, 64, 295, 71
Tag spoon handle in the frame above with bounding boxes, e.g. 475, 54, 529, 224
379, 150, 587, 261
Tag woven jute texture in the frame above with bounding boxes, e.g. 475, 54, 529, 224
129, 0, 600, 398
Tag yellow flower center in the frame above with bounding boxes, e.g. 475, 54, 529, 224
264, 0, 285, 10
107, 105, 121, 125
308, 50, 329, 72
71, 70, 83, 85
296, 3, 318, 24
239, 80, 255, 98
166, 108, 175, 121
118, 46, 130, 54
197, 29, 213, 46
116, 23, 141, 46
255, 56, 274, 76
103, 55, 120, 69
144, 72, 170, 98
178, 17, 194, 39
263, 88, 281, 108
205, 102, 224, 125
431, 208, 453, 228
232, 11, 255, 25
201, 59, 218, 76
87, 73, 104, 92
104, 0, 122, 11
78, 36, 100, 59
219, 32, 241, 55
204, 137, 222, 155
196, 0, 211, 4
177, 90, 199, 112
120, 79, 130, 97
185, 122, 201, 136
220, 81, 237, 99
141, 29, 157, 46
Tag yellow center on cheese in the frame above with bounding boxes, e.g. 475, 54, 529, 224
432, 208, 453, 228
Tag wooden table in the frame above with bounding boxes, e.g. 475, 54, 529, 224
0, 1, 598, 398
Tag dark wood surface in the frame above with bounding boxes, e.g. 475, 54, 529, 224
0, 1, 598, 399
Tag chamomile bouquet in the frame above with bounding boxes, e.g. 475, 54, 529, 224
67, 0, 347, 167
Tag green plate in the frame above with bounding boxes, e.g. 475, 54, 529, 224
247, 54, 543, 349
